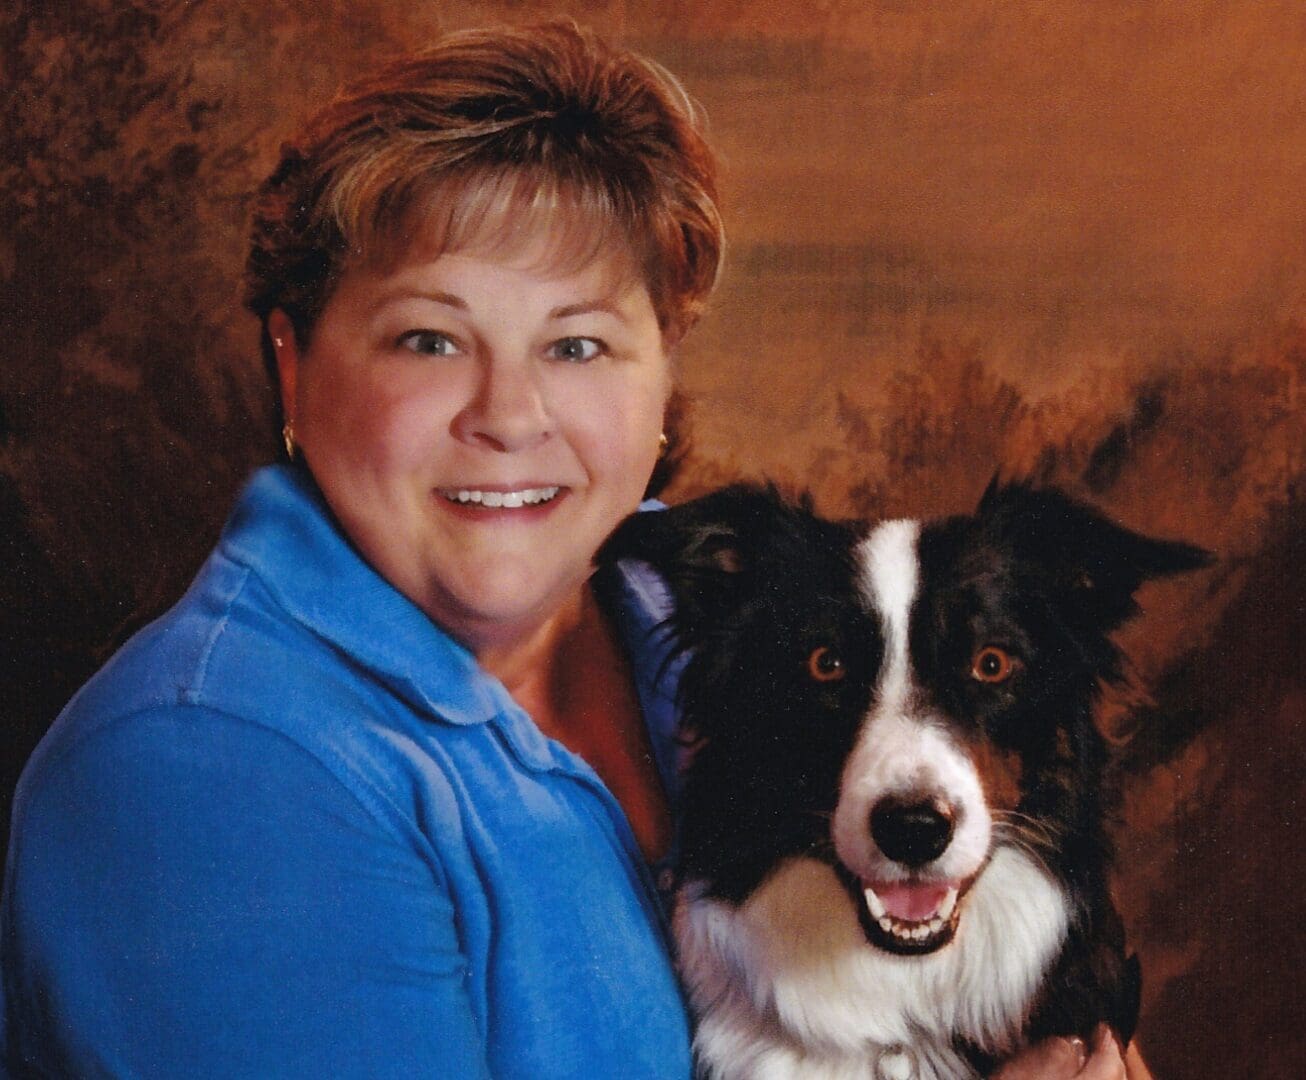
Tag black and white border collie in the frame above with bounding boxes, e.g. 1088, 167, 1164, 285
603, 480, 1210, 1080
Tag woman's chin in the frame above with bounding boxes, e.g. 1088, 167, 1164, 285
428, 568, 589, 652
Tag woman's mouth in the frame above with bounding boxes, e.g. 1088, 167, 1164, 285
438, 486, 562, 509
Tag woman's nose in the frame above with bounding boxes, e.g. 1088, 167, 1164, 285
451, 357, 554, 453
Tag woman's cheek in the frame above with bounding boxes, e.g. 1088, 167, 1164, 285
361, 385, 455, 467
583, 389, 665, 471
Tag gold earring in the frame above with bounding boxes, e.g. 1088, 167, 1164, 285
282, 420, 296, 459
658, 432, 669, 456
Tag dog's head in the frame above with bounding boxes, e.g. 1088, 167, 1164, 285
603, 481, 1211, 957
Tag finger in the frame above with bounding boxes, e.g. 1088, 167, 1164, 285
1123, 1041, 1155, 1080
991, 1036, 1087, 1079
1075, 1024, 1127, 1080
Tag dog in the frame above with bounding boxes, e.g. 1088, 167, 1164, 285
602, 480, 1210, 1080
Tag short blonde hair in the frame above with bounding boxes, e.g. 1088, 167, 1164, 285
244, 21, 724, 356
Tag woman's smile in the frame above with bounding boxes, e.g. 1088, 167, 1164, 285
438, 486, 563, 509
434, 484, 569, 522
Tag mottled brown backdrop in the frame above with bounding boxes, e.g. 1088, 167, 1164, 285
2, 2, 1302, 1075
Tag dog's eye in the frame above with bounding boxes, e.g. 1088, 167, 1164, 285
807, 646, 847, 683
971, 646, 1017, 684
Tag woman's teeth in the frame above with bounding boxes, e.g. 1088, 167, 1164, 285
441, 487, 560, 508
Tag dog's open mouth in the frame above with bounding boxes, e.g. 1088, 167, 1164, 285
837, 867, 972, 955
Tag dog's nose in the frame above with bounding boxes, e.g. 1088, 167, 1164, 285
870, 797, 955, 867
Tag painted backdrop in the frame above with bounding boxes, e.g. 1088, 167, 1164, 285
2, 2, 1303, 1075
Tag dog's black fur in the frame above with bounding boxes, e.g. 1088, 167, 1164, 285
602, 481, 1210, 1079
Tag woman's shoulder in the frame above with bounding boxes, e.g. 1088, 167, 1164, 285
50, 547, 365, 744
18, 556, 469, 858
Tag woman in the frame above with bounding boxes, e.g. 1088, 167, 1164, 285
1, 21, 1143, 1078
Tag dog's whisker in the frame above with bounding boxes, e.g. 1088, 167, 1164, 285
992, 819, 1059, 853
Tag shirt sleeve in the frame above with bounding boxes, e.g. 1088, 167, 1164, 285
2, 705, 492, 1079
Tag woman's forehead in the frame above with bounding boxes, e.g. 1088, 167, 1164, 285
325, 211, 656, 333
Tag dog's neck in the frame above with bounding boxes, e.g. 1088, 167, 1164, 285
676, 848, 1069, 1080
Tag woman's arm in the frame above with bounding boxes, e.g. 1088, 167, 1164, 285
3, 706, 491, 1078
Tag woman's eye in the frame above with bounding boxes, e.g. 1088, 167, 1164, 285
807, 646, 847, 683
970, 646, 1019, 684
398, 330, 458, 357
549, 336, 603, 363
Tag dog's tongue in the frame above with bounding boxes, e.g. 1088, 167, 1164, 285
870, 881, 953, 922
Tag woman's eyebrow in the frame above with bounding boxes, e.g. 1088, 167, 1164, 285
549, 298, 624, 321
379, 288, 468, 311
367, 290, 631, 322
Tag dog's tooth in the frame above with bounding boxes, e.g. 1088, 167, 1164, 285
938, 887, 958, 921
928, 917, 943, 933
878, 916, 894, 933
863, 887, 886, 919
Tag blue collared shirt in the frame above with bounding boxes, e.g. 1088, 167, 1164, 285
2, 465, 692, 1077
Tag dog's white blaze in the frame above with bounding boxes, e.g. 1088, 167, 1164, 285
833, 521, 989, 883
678, 850, 1069, 1080
857, 520, 919, 710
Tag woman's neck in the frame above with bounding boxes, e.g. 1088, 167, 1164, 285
475, 580, 671, 863
474, 586, 589, 725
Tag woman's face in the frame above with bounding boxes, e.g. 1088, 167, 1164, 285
272, 228, 671, 654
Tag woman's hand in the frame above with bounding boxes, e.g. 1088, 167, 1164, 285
992, 1024, 1147, 1080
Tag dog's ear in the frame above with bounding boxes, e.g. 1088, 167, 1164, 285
978, 478, 1214, 630
599, 484, 804, 636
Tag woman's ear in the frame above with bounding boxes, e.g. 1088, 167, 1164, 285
267, 309, 299, 418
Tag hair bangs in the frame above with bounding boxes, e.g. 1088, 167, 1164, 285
346, 164, 644, 295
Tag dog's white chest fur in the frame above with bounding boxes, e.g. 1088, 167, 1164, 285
676, 849, 1068, 1080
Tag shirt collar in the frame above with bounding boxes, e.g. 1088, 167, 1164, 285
218, 465, 679, 736
219, 464, 507, 725
596, 535, 688, 803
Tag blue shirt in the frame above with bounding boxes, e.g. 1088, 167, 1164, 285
2, 465, 692, 1077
